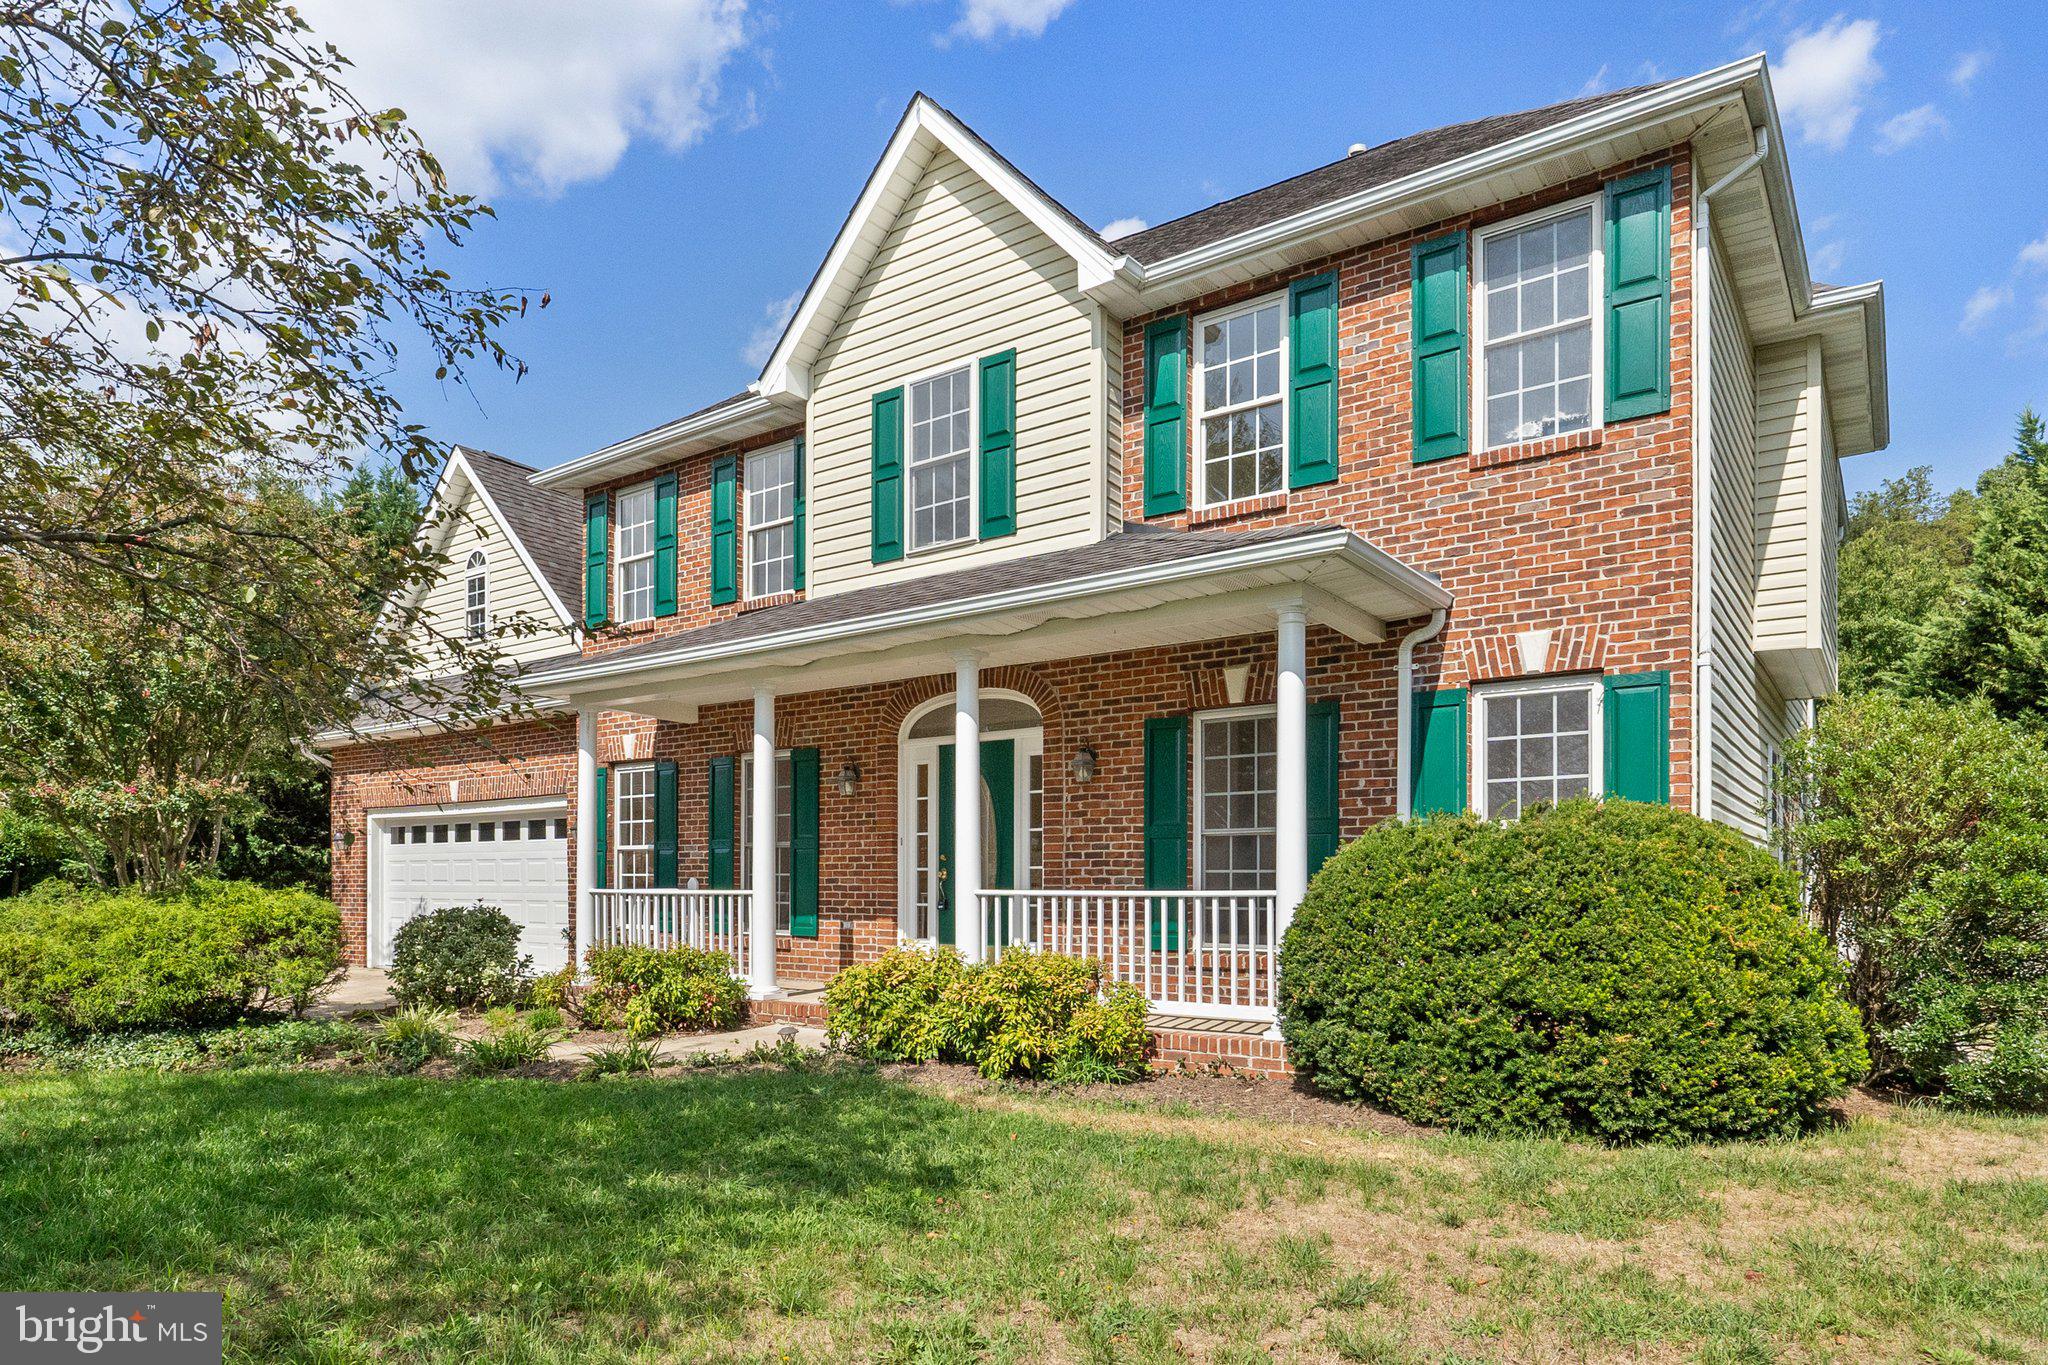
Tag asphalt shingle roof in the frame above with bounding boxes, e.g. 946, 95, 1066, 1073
459, 447, 585, 614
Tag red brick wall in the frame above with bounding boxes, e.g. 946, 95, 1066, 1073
1117, 151, 1697, 804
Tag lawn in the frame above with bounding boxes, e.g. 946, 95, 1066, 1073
2, 1064, 2045, 1363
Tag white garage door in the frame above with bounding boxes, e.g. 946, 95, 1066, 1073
376, 805, 571, 972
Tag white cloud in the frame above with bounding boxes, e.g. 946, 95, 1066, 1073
741, 289, 804, 369
1809, 240, 1849, 277
1773, 16, 1883, 151
1875, 103, 1949, 153
295, 0, 751, 197
1577, 65, 1611, 98
946, 0, 1077, 44
1961, 284, 2012, 333
2019, 231, 2048, 271
1950, 50, 1991, 92
1099, 217, 1147, 241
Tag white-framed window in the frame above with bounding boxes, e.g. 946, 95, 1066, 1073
1474, 196, 1602, 452
738, 752, 794, 933
612, 763, 656, 889
1195, 707, 1278, 891
613, 483, 656, 623
906, 363, 975, 552
1471, 676, 1602, 820
463, 549, 488, 639
1193, 294, 1287, 507
745, 443, 797, 599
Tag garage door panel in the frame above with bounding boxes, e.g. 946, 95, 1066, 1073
376, 806, 570, 972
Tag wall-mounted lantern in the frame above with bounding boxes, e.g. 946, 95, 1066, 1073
1069, 746, 1098, 784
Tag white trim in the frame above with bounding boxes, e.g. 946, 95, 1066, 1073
463, 548, 489, 640
611, 481, 657, 625
1190, 291, 1290, 510
528, 392, 779, 492
609, 760, 658, 890
897, 355, 981, 555
743, 440, 799, 601
365, 795, 568, 971
526, 528, 1450, 691
1192, 703, 1280, 892
445, 447, 576, 629
894, 689, 1044, 944
737, 747, 795, 933
1470, 193, 1605, 455
1468, 674, 1604, 820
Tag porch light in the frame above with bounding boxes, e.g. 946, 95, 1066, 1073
836, 761, 861, 797
1069, 746, 1098, 784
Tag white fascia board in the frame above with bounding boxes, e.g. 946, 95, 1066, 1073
1807, 280, 1891, 454
525, 529, 1449, 693
529, 390, 780, 491
310, 695, 570, 751
447, 447, 574, 629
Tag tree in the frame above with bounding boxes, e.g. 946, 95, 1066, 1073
1836, 466, 1975, 696
1917, 412, 2048, 720
0, 1, 539, 735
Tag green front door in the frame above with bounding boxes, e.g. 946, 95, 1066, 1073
935, 738, 1015, 948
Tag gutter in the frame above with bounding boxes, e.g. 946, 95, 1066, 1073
1394, 610, 1449, 820
530, 390, 780, 491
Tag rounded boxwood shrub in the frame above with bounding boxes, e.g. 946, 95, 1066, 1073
0, 878, 343, 1031
1279, 800, 1868, 1143
387, 902, 530, 1009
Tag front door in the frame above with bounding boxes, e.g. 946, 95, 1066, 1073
904, 734, 1029, 947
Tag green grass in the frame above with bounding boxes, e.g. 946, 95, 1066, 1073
2, 1066, 2044, 1363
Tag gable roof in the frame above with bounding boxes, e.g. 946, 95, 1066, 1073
457, 447, 584, 612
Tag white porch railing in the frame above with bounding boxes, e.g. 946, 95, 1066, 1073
978, 889, 1279, 1022
588, 888, 750, 973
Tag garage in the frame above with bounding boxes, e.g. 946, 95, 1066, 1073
373, 802, 571, 972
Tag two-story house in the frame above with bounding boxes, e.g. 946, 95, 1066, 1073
324, 55, 1886, 1070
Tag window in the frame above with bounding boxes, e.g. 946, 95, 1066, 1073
745, 443, 797, 598
612, 763, 656, 888
1475, 200, 1600, 451
738, 753, 794, 932
906, 364, 973, 551
1193, 295, 1286, 507
463, 549, 488, 639
1473, 678, 1601, 820
1195, 709, 1278, 891
613, 484, 656, 623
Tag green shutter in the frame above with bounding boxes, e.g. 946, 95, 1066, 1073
1307, 699, 1340, 873
792, 436, 807, 592
1143, 715, 1189, 951
652, 472, 678, 617
1411, 232, 1469, 463
978, 349, 1017, 539
707, 755, 735, 888
871, 387, 904, 563
1603, 671, 1671, 804
1142, 316, 1188, 516
590, 765, 610, 892
1288, 272, 1340, 488
1411, 688, 1468, 816
1604, 166, 1673, 422
653, 759, 678, 887
790, 747, 820, 938
582, 492, 608, 629
709, 455, 738, 605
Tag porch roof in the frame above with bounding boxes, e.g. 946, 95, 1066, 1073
523, 523, 1448, 720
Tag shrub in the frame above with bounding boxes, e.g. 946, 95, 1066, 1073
377, 1003, 456, 1068
0, 878, 342, 1031
1279, 800, 1868, 1143
528, 963, 579, 1013
457, 1007, 564, 1073
1784, 695, 2048, 1110
579, 944, 745, 1038
387, 903, 530, 1009
0, 1018, 357, 1072
822, 944, 967, 1062
825, 945, 1151, 1081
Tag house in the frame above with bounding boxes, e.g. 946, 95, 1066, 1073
323, 55, 1887, 1069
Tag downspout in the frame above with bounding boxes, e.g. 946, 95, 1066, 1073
1394, 608, 1449, 820
1692, 125, 1770, 825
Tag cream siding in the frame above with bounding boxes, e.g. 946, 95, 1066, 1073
1749, 336, 1834, 698
414, 484, 574, 666
805, 148, 1107, 597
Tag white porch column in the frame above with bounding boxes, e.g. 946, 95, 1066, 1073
952, 651, 984, 963
573, 707, 598, 975
1274, 601, 1309, 940
748, 687, 780, 997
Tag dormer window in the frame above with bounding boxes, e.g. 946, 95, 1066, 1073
613, 483, 656, 623
463, 549, 488, 639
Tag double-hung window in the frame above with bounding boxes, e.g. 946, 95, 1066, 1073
1193, 295, 1286, 507
738, 752, 794, 932
463, 549, 488, 639
613, 484, 656, 624
906, 365, 973, 552
612, 763, 656, 888
1475, 198, 1601, 451
1195, 709, 1278, 891
1472, 677, 1602, 820
745, 443, 797, 598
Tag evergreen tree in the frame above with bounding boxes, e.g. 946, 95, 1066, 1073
1837, 467, 1976, 696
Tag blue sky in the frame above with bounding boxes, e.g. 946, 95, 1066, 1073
307, 1, 2048, 499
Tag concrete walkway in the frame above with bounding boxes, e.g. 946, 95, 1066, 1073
312, 966, 829, 1064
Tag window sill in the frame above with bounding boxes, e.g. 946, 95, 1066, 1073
738, 591, 800, 615
1188, 492, 1288, 526
1472, 427, 1604, 470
